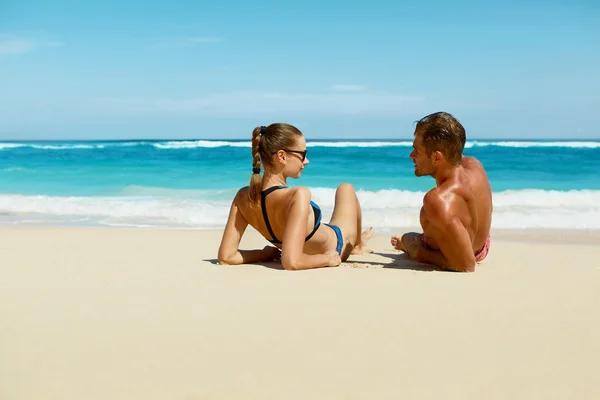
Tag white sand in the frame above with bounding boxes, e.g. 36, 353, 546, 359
0, 226, 599, 399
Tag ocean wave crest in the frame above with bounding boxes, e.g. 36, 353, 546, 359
1, 189, 599, 230
0, 143, 102, 150
1, 140, 599, 151
147, 140, 600, 149
466, 141, 600, 149
152, 140, 251, 149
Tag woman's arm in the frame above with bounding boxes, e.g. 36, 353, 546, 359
217, 191, 280, 265
280, 187, 341, 270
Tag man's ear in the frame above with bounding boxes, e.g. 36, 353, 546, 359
432, 150, 444, 164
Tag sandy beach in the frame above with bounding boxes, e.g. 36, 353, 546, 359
1, 225, 599, 399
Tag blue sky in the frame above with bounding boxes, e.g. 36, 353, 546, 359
1, 0, 599, 139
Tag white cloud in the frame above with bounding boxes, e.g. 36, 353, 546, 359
330, 84, 367, 92
83, 90, 425, 117
0, 34, 63, 55
0, 90, 426, 125
145, 36, 222, 49
0, 36, 34, 55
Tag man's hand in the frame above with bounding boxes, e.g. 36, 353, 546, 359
261, 246, 281, 262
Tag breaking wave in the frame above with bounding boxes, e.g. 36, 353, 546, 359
1, 140, 599, 151
1, 188, 599, 230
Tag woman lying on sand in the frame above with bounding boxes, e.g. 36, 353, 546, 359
218, 123, 373, 270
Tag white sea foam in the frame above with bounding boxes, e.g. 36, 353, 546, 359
0, 194, 232, 228
1, 189, 599, 230
0, 143, 101, 150
150, 140, 600, 149
1, 140, 599, 151
33, 144, 99, 150
466, 141, 600, 149
0, 143, 25, 149
152, 140, 251, 149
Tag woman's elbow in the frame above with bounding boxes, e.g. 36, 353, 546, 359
217, 250, 237, 265
217, 256, 231, 265
281, 256, 302, 271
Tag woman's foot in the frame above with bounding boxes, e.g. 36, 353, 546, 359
351, 227, 375, 254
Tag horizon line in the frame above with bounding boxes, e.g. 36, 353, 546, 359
1, 137, 599, 142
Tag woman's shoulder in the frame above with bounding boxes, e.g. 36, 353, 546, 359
232, 186, 250, 203
285, 186, 312, 202
232, 185, 312, 207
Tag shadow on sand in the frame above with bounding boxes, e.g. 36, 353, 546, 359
203, 258, 285, 270
204, 251, 439, 272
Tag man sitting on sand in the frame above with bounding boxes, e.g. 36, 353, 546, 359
391, 112, 493, 272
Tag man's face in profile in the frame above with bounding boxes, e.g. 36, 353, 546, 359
409, 133, 434, 177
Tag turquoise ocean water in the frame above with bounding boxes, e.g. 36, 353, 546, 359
1, 139, 599, 230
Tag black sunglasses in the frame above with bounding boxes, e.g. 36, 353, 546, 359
281, 149, 308, 161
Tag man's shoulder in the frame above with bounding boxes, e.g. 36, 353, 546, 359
462, 156, 492, 193
424, 187, 443, 204
462, 156, 485, 170
423, 188, 448, 213
423, 186, 462, 222
424, 183, 461, 202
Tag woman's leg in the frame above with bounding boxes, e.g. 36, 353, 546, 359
328, 183, 373, 259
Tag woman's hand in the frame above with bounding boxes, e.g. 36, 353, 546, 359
261, 246, 281, 262
324, 249, 342, 267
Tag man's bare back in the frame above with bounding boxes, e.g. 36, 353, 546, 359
419, 156, 492, 254
390, 112, 493, 272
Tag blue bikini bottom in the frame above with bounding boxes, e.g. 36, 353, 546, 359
324, 223, 343, 255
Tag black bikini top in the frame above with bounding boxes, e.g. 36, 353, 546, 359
260, 185, 322, 245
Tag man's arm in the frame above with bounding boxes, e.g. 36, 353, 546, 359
399, 232, 450, 269
417, 244, 449, 269
418, 192, 476, 272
